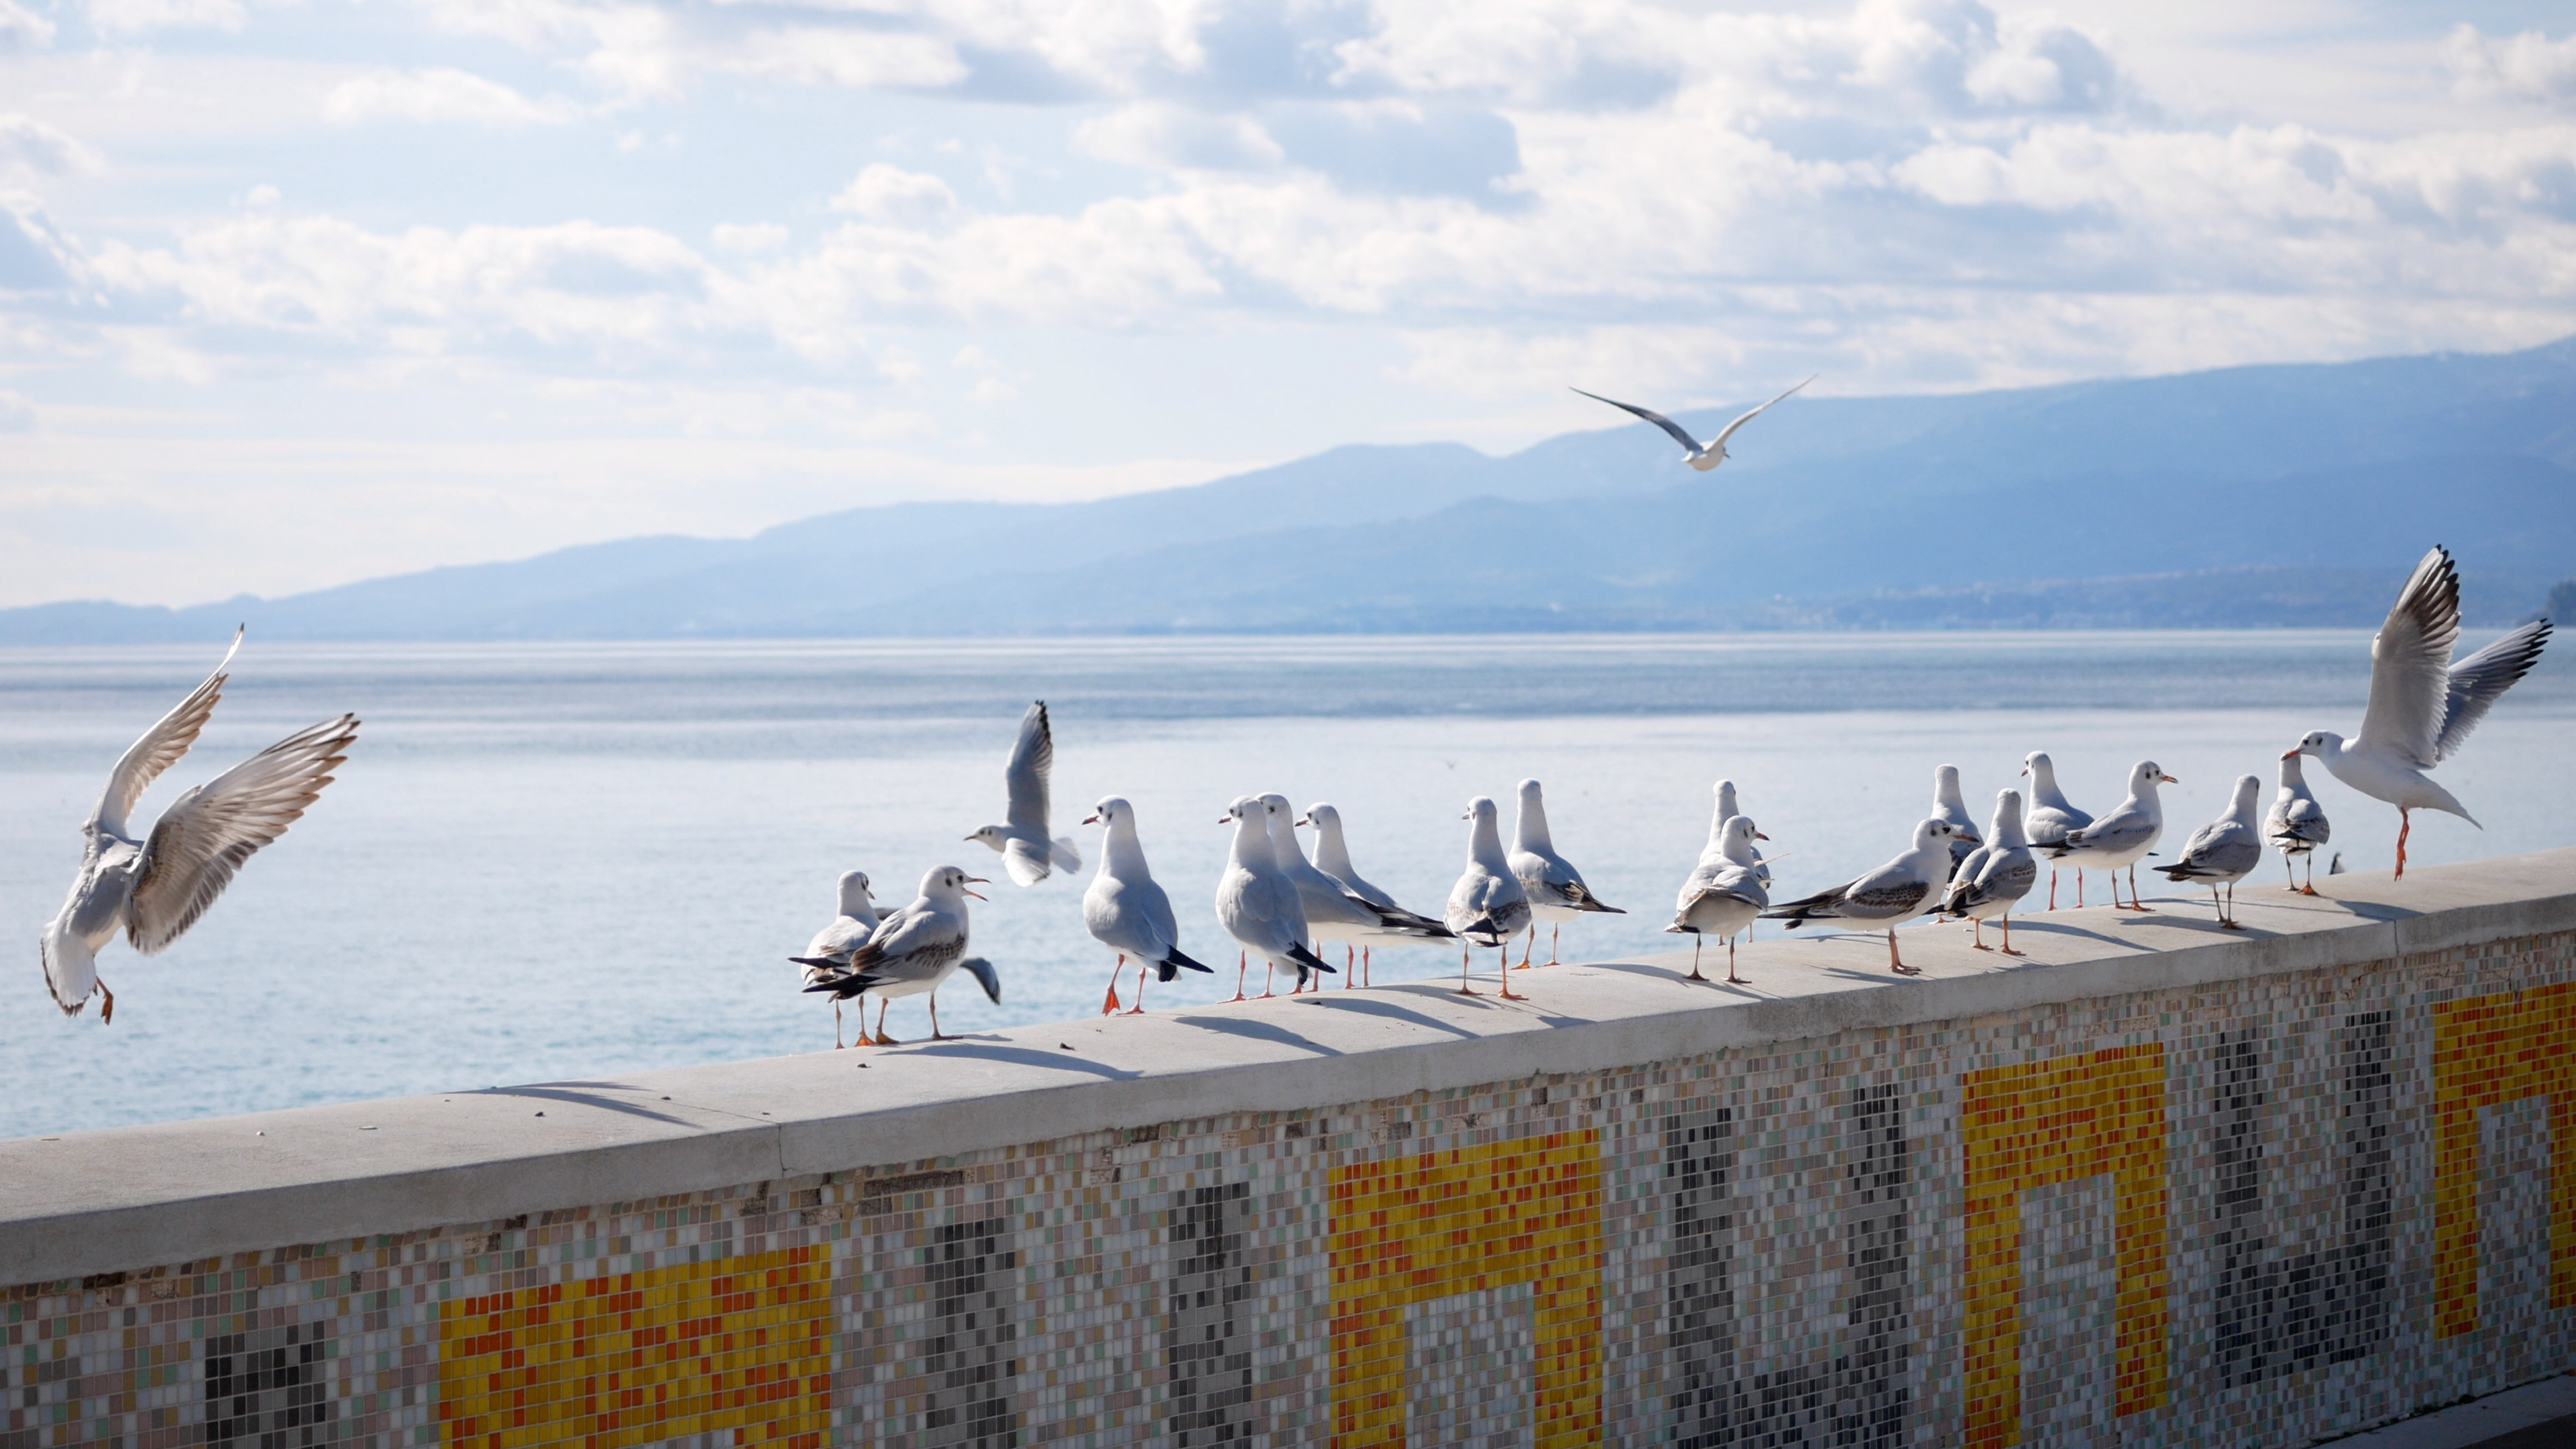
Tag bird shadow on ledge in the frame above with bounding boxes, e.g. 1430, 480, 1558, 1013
472, 1084, 697, 1126
1169, 1015, 1347, 1058
1293, 994, 1484, 1039
894, 1042, 1145, 1081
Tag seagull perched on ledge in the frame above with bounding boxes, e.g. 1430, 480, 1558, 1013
2158, 774, 2266, 929
1508, 778, 1623, 967
792, 869, 883, 1046
1080, 796, 1211, 1016
803, 865, 993, 1043
1763, 818, 1956, 976
2289, 545, 2551, 879
42, 628, 358, 1023
1448, 797, 1531, 999
2264, 753, 2331, 895
2045, 761, 2174, 912
1571, 375, 1815, 472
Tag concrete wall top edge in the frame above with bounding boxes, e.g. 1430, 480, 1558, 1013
5, 846, 2572, 1288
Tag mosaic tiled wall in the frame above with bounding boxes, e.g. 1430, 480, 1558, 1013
11, 928, 2576, 1448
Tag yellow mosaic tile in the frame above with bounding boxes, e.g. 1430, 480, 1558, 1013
2432, 979, 2576, 1338
1960, 1043, 2168, 1449
437, 1245, 831, 1449
1326, 1129, 1603, 1448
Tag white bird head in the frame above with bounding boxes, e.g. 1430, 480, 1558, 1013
2021, 750, 2052, 780
2277, 752, 2310, 787
1084, 795, 1130, 829
1913, 819, 1956, 852
2133, 760, 2177, 792
1723, 815, 1766, 849
834, 869, 875, 914
1715, 780, 1739, 815
964, 824, 1005, 846
923, 865, 988, 902
2230, 774, 2263, 814
2285, 730, 2338, 761
1990, 789, 2027, 845
1220, 794, 1259, 825
1464, 796, 1498, 824
1298, 801, 1339, 830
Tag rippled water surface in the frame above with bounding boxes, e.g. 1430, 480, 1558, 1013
3, 632, 2570, 1139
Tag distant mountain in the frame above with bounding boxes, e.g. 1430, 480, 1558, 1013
10, 338, 2575, 642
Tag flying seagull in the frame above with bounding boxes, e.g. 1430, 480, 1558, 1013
1571, 375, 1815, 472
42, 628, 358, 1022
967, 701, 1081, 885
2289, 546, 2550, 878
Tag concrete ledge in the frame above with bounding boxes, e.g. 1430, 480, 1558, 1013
5, 846, 2573, 1288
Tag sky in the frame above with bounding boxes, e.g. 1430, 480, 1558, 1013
2, 0, 2574, 607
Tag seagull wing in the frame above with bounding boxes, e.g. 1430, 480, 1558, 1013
1135, 875, 1181, 958
2436, 618, 2551, 762
1004, 701, 1053, 835
1707, 375, 1815, 452
1002, 836, 1051, 886
126, 713, 356, 955
1571, 388, 1705, 455
2356, 547, 2459, 769
93, 626, 242, 837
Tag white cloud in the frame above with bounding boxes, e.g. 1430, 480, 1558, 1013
0, 388, 34, 431
730, 26, 968, 89
324, 68, 584, 126
0, 115, 102, 180
2444, 26, 2576, 106
0, 0, 54, 50
711, 221, 790, 252
827, 163, 958, 225
1076, 103, 1283, 171
85, 0, 245, 36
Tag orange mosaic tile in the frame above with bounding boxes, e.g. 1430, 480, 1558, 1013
2432, 979, 2576, 1338
1959, 1043, 2168, 1449
436, 1245, 832, 1449
1326, 1129, 1604, 1449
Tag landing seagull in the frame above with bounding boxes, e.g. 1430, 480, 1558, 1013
1447, 797, 1531, 999
2044, 761, 2174, 912
803, 866, 994, 1043
2264, 754, 2331, 894
1214, 795, 1334, 1000
788, 869, 883, 1046
1939, 790, 2036, 954
1508, 779, 1624, 967
1762, 819, 1956, 975
2158, 774, 2266, 929
2288, 546, 2551, 878
42, 628, 359, 1023
1668, 815, 1770, 983
1571, 375, 1815, 472
967, 701, 1081, 885
1080, 796, 1212, 1016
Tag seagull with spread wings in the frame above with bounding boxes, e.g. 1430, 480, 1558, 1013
967, 701, 1081, 885
2289, 546, 2552, 877
1571, 375, 1815, 472
40, 628, 358, 1022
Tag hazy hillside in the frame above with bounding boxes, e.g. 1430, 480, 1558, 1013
9, 338, 2574, 641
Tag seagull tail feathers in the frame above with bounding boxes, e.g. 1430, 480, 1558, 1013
1159, 946, 1215, 979
1288, 943, 1335, 975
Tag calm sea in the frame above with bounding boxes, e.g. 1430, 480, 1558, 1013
3, 632, 2569, 1140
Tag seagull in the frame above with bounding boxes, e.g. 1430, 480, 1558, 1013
1214, 795, 1334, 1000
2044, 761, 2175, 912
1761, 818, 1956, 975
2264, 753, 2332, 895
1447, 797, 1531, 999
1699, 780, 1770, 885
2289, 546, 2552, 878
802, 865, 992, 1042
1265, 795, 1449, 989
1929, 765, 1983, 879
1300, 802, 1448, 987
787, 869, 883, 1046
966, 701, 1081, 886
1940, 789, 2036, 954
2020, 751, 2093, 909
1572, 375, 1815, 472
2158, 774, 2266, 929
1668, 815, 1769, 983
1508, 779, 1624, 967
1080, 796, 1213, 1016
40, 628, 358, 1023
